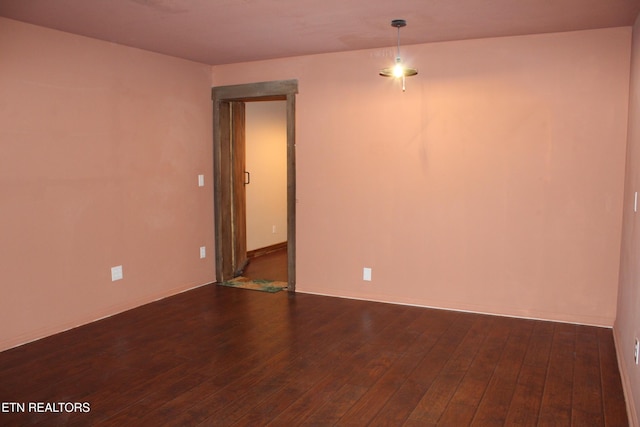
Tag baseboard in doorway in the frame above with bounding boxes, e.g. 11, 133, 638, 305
247, 241, 287, 259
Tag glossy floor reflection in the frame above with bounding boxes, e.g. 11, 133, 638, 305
0, 283, 628, 425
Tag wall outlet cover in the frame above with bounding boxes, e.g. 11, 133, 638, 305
111, 265, 123, 281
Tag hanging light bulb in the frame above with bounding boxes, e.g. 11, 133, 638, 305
392, 58, 404, 78
379, 19, 418, 92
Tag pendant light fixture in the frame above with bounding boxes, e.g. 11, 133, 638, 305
379, 19, 417, 92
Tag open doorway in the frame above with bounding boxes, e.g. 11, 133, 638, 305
212, 80, 298, 292
242, 100, 288, 282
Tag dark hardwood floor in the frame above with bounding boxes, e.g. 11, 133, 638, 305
243, 247, 287, 282
0, 281, 628, 426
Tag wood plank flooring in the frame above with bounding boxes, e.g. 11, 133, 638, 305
243, 247, 288, 282
0, 282, 628, 426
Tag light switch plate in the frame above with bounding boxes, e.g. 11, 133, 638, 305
198, 174, 204, 187
200, 246, 206, 259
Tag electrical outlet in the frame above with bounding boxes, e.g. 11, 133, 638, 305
272, 225, 277, 234
635, 338, 639, 365
198, 174, 204, 187
200, 246, 206, 259
363, 267, 372, 281
111, 265, 123, 282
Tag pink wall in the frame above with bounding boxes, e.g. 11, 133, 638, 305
0, 18, 215, 351
213, 27, 630, 326
615, 14, 640, 426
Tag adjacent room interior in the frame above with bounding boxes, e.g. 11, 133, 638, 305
1, 0, 640, 424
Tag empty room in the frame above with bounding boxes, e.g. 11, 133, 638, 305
1, 0, 640, 425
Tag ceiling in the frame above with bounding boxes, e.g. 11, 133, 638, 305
1, 0, 639, 65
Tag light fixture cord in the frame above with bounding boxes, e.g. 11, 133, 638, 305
397, 24, 405, 91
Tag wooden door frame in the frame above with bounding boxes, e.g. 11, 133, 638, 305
212, 80, 298, 292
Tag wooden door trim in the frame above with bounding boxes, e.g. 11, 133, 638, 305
231, 102, 248, 276
216, 102, 233, 280
212, 80, 298, 292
